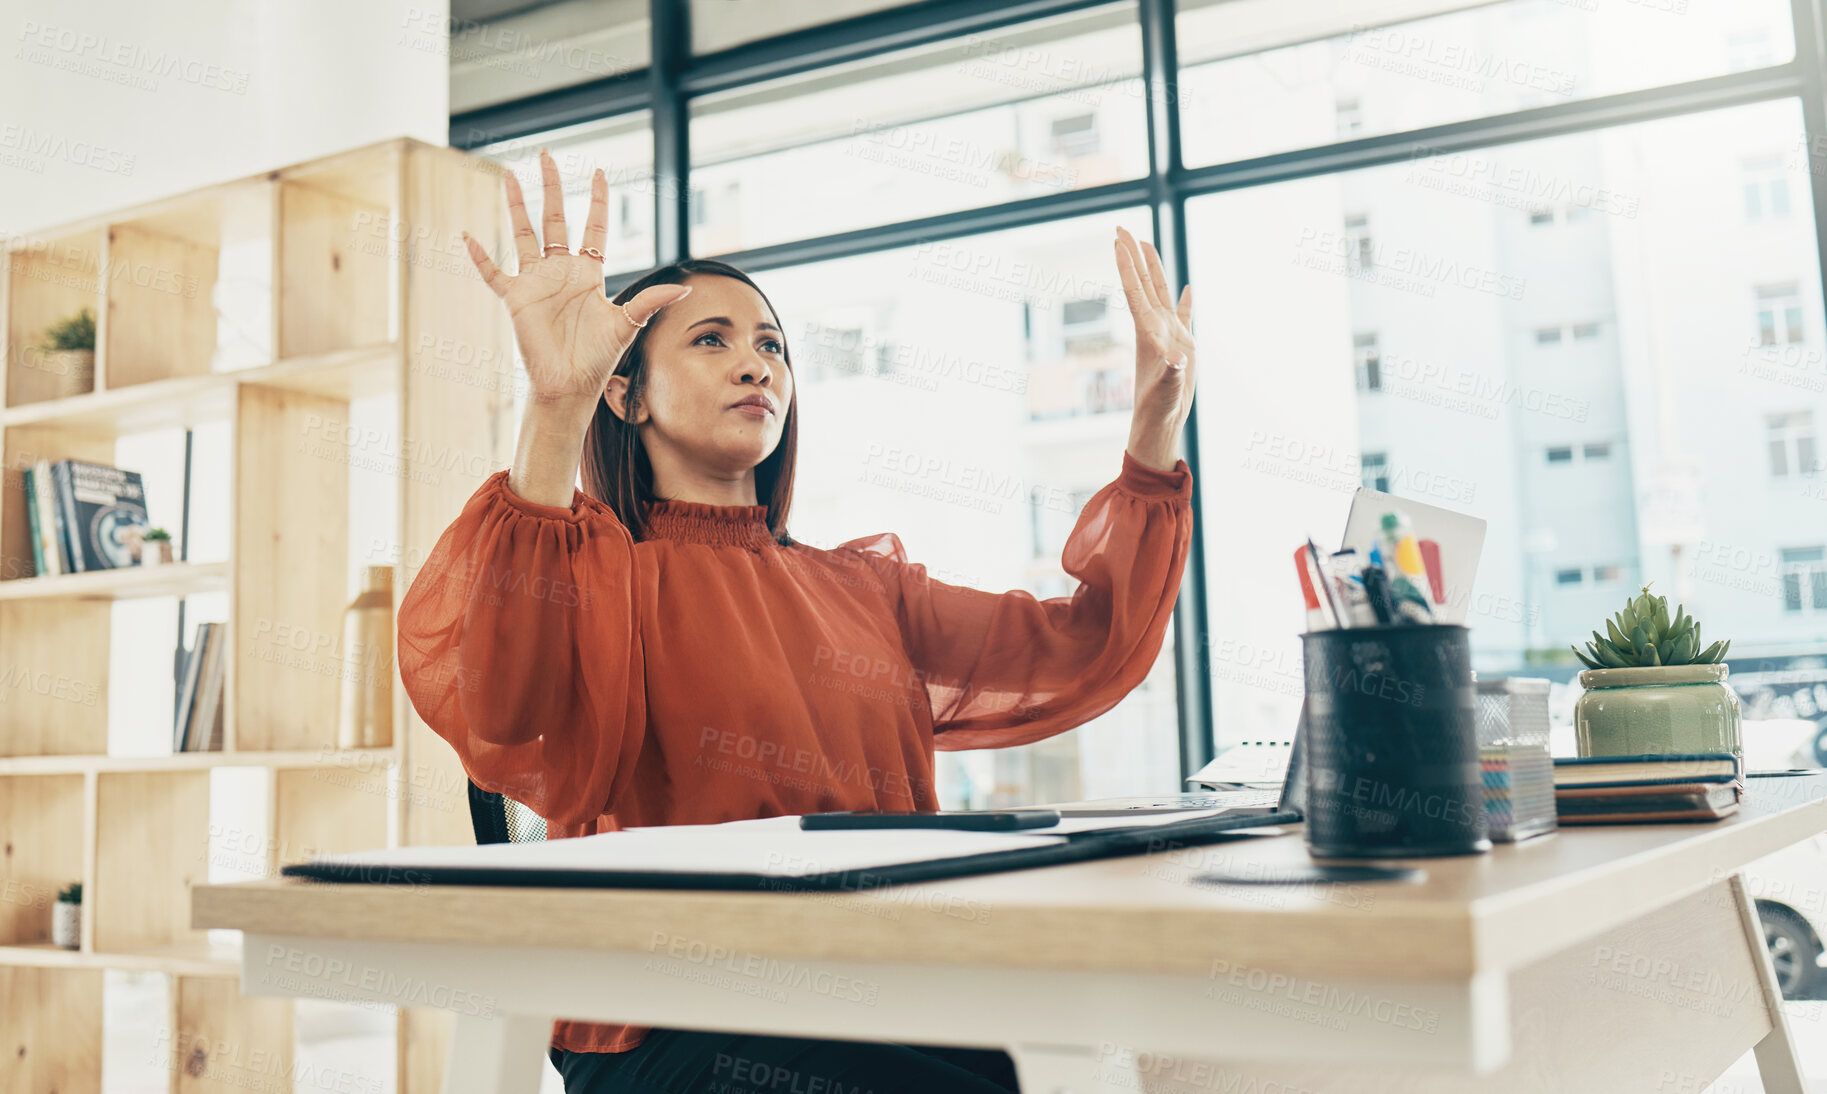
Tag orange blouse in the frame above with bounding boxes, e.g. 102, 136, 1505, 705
396, 450, 1193, 1053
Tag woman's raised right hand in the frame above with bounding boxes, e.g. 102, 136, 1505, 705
461, 147, 692, 407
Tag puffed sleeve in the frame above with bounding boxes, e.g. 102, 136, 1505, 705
836, 450, 1192, 749
396, 470, 645, 828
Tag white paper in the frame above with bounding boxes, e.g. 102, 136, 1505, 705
299, 821, 1066, 878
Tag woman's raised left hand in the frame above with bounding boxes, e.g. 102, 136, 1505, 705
1114, 225, 1196, 473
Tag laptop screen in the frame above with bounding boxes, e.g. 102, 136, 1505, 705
1277, 703, 1309, 817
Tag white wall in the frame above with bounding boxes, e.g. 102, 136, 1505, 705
1, 0, 450, 239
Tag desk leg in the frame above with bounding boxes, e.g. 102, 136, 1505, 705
440, 1012, 555, 1094
1008, 1043, 1135, 1094
1731, 873, 1808, 1094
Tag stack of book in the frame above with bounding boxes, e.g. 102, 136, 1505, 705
1552, 753, 1743, 824
174, 622, 225, 752
23, 459, 150, 575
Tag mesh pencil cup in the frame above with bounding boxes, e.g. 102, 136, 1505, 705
1301, 624, 1491, 858
1474, 677, 1557, 843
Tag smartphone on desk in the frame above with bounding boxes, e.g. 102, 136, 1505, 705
799, 809, 1062, 832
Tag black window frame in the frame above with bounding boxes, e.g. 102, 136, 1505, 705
450, 0, 1827, 781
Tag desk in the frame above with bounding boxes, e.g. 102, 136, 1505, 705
194, 776, 1827, 1094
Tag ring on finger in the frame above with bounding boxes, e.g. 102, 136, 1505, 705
579, 246, 605, 262
615, 301, 649, 329
542, 242, 570, 255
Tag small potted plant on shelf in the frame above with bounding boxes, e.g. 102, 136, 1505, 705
1572, 583, 1739, 760
52, 882, 81, 950
26, 307, 96, 400
137, 527, 173, 567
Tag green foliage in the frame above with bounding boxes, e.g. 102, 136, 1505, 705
142, 527, 171, 542
1572, 582, 1730, 670
58, 881, 81, 904
33, 308, 95, 352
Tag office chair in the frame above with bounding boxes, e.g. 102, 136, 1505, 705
467, 779, 548, 845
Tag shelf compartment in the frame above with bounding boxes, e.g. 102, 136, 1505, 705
279, 143, 402, 360
92, 770, 210, 954
233, 383, 352, 752
0, 774, 85, 947
103, 221, 220, 391
0, 599, 109, 757
2, 419, 114, 583
1, 965, 103, 1090
5, 229, 104, 408
112, 183, 277, 389
272, 763, 389, 875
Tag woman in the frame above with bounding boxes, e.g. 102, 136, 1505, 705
398, 148, 1200, 1094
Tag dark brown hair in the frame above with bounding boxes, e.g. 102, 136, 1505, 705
580, 259, 798, 546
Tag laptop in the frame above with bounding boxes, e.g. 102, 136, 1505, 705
1045, 487, 1486, 824
1043, 719, 1307, 821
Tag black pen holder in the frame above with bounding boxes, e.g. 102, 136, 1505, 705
1301, 624, 1490, 858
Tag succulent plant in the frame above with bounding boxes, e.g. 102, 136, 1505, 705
1572, 582, 1729, 670
57, 882, 81, 904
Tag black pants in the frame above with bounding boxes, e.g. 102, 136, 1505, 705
548, 1028, 1021, 1093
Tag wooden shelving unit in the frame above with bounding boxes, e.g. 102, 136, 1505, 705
0, 137, 517, 1094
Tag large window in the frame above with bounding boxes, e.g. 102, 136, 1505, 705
457, 0, 1827, 794
1190, 95, 1825, 740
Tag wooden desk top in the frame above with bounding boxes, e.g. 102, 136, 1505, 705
193, 775, 1827, 980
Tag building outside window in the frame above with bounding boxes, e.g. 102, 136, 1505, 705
1781, 547, 1827, 612
1768, 411, 1818, 477
1344, 213, 1373, 270
1336, 97, 1362, 137
1353, 332, 1381, 392
1050, 113, 1101, 158
1745, 156, 1794, 220
1758, 282, 1806, 345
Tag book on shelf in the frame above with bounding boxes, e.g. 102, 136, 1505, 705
41, 459, 150, 573
175, 622, 225, 752
22, 464, 47, 576
26, 459, 70, 576
173, 622, 209, 751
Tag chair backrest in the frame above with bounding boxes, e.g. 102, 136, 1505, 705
467, 780, 548, 845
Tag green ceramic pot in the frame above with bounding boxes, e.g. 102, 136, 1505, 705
1574, 663, 1741, 758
